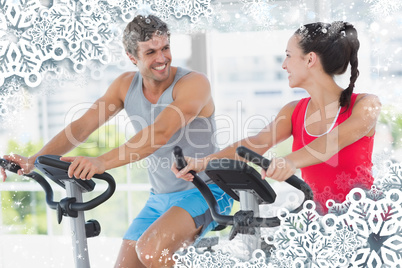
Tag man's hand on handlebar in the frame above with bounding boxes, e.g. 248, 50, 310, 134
60, 156, 106, 180
171, 156, 207, 182
1, 154, 35, 181
261, 157, 296, 182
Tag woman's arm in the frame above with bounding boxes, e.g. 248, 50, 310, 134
173, 100, 298, 181
264, 94, 381, 181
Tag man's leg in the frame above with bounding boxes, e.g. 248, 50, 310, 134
114, 240, 146, 268
114, 185, 231, 267
136, 206, 202, 267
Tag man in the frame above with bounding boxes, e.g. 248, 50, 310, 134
1, 14, 232, 267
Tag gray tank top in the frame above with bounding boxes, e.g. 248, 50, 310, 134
124, 67, 218, 194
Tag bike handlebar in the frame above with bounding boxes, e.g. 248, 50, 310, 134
173, 146, 233, 226
173, 145, 314, 233
0, 158, 21, 174
1, 156, 116, 213
1, 158, 58, 209
35, 155, 116, 212
236, 146, 314, 212
28, 172, 59, 209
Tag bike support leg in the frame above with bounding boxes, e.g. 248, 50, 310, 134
239, 191, 261, 256
65, 182, 90, 268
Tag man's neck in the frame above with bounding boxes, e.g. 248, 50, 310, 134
142, 67, 177, 104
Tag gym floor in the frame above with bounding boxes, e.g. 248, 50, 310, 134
0, 234, 121, 267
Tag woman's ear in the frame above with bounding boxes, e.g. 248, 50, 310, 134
307, 52, 318, 68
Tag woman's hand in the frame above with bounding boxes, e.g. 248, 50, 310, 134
171, 157, 208, 182
1, 154, 35, 181
261, 157, 296, 182
60, 156, 106, 180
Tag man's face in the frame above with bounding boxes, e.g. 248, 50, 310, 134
130, 34, 172, 83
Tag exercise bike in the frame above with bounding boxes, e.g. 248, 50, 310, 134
0, 155, 116, 268
173, 145, 313, 258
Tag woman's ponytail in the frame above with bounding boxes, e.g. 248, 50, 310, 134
339, 22, 360, 109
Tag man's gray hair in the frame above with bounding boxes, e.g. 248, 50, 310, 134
122, 15, 170, 58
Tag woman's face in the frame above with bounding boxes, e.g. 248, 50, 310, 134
282, 35, 310, 88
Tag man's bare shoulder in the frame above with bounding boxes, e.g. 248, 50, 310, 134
180, 70, 208, 82
102, 72, 137, 104
108, 71, 136, 92
172, 69, 212, 102
175, 70, 210, 90
116, 71, 136, 85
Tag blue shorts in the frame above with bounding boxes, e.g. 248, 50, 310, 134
123, 184, 233, 241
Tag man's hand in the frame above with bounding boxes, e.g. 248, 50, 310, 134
1, 154, 34, 181
60, 156, 106, 180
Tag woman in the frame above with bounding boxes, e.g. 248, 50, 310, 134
172, 21, 381, 214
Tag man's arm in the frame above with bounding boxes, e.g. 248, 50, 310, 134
1, 72, 130, 178
63, 71, 215, 179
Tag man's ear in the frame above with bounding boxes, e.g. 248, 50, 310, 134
126, 52, 137, 65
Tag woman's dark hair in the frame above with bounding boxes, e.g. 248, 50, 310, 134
122, 14, 170, 58
295, 21, 360, 109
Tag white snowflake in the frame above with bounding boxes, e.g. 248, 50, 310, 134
151, 0, 213, 23
27, 18, 58, 50
172, 163, 402, 267
330, 226, 360, 258
173, 246, 239, 267
0, 0, 216, 124
335, 171, 352, 191
0, 0, 214, 93
0, 77, 31, 125
240, 0, 277, 30
48, 0, 115, 69
0, 0, 44, 87
364, 0, 402, 17
161, 248, 169, 256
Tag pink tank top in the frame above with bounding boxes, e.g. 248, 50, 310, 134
291, 93, 374, 214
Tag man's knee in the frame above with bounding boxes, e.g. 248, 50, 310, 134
136, 237, 175, 267
115, 240, 144, 268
